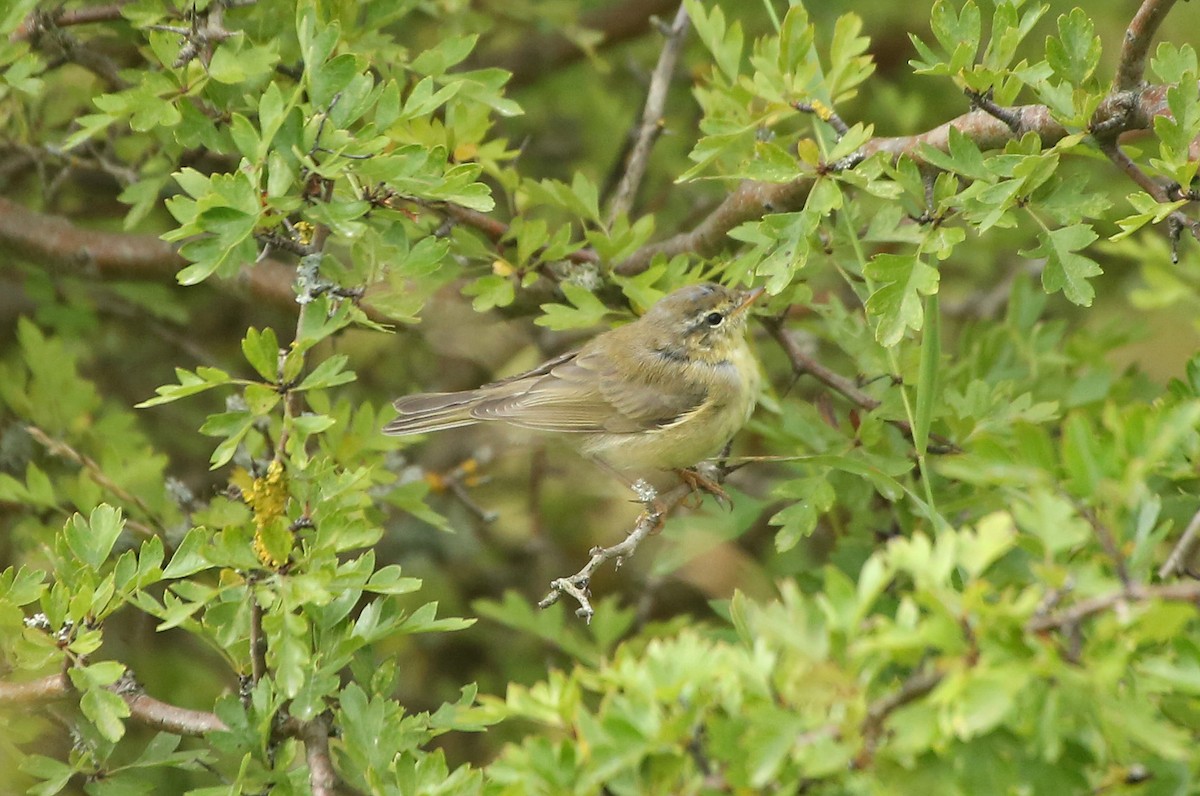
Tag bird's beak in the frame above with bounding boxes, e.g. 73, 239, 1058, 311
731, 287, 766, 317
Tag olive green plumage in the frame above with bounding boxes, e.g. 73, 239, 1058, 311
384, 283, 762, 472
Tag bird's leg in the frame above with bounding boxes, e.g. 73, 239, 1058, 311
675, 464, 732, 509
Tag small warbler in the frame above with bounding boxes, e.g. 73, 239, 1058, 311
384, 282, 763, 480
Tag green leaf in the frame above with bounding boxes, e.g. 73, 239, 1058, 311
136, 366, 233, 408
200, 411, 256, 469
80, 686, 130, 742
686, 0, 743, 81
296, 355, 357, 391
162, 527, 212, 579
64, 504, 126, 569
310, 53, 362, 108
242, 328, 280, 381
1046, 8, 1101, 85
535, 283, 612, 331
769, 476, 835, 552
864, 253, 940, 346
19, 755, 75, 796
1022, 223, 1101, 306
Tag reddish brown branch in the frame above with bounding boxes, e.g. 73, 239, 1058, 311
1113, 0, 1179, 92
764, 319, 882, 413
0, 672, 228, 736
1097, 139, 1200, 256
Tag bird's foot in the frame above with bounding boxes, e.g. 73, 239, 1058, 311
675, 466, 732, 510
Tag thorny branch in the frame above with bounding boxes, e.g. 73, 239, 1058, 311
605, 4, 691, 224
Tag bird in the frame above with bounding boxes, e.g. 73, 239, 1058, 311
384, 282, 763, 501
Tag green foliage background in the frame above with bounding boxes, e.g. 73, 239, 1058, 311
3, 0, 1200, 793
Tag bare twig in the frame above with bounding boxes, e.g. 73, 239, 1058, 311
1158, 506, 1200, 580
606, 4, 690, 224
482, 0, 680, 89
538, 467, 723, 621
44, 28, 128, 90
1113, 0, 1179, 93
0, 671, 228, 736
793, 100, 850, 138
764, 319, 882, 412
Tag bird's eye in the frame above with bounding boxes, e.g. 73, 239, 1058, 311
705, 312, 724, 327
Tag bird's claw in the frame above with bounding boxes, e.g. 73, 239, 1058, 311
676, 467, 732, 510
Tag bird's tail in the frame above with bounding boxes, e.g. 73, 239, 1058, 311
383, 391, 485, 435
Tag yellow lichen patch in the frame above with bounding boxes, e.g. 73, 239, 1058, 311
241, 459, 291, 568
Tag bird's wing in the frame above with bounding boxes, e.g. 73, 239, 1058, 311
471, 348, 707, 434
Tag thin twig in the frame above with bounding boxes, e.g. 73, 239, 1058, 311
538, 467, 721, 621
855, 668, 943, 768
964, 88, 1022, 135
1079, 505, 1130, 587
1098, 140, 1200, 260
1158, 506, 1200, 580
606, 4, 690, 225
1027, 581, 1200, 633
763, 319, 959, 453
25, 424, 165, 539
793, 100, 850, 138
249, 589, 267, 682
